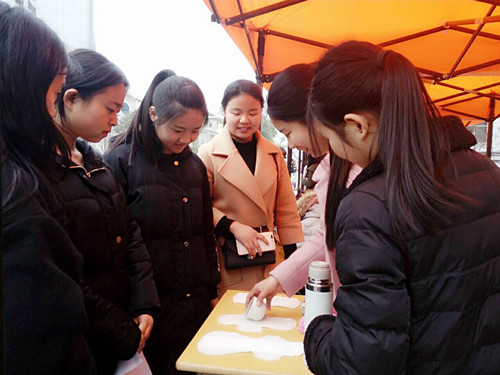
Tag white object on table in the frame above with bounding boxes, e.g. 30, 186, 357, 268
198, 331, 304, 361
114, 352, 152, 375
218, 314, 297, 333
233, 292, 300, 308
245, 296, 267, 320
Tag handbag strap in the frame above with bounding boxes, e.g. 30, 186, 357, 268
270, 152, 281, 230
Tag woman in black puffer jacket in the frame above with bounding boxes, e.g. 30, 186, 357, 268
52, 49, 160, 374
2, 5, 96, 373
106, 70, 220, 375
304, 40, 500, 375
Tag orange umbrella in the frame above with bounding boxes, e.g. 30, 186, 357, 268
202, 0, 500, 157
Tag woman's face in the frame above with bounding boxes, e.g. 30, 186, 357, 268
45, 70, 67, 118
61, 83, 126, 143
224, 93, 262, 143
317, 120, 371, 168
271, 119, 329, 157
154, 108, 204, 154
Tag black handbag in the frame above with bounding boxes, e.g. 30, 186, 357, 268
222, 234, 276, 270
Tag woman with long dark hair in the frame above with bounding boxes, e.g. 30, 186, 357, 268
1, 4, 96, 373
247, 64, 361, 309
106, 70, 220, 374
51, 49, 160, 374
304, 40, 500, 374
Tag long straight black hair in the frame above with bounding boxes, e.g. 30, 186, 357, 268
267, 64, 313, 123
268, 63, 353, 240
1, 4, 68, 213
108, 69, 208, 167
308, 40, 467, 246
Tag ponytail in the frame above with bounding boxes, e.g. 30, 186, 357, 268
309, 40, 468, 244
108, 69, 176, 166
377, 50, 465, 236
108, 69, 208, 167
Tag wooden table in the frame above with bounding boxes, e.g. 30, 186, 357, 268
176, 289, 313, 375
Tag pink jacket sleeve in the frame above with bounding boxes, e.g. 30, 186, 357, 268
270, 158, 363, 297
272, 223, 326, 296
270, 156, 330, 296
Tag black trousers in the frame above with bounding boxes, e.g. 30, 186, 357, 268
144, 291, 211, 375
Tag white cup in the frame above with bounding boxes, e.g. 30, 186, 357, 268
244, 297, 266, 321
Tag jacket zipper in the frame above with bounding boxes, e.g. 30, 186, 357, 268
68, 165, 108, 178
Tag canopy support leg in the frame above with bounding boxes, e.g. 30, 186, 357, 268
256, 30, 266, 86
486, 97, 495, 158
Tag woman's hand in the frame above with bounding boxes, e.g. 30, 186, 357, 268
246, 276, 283, 311
229, 221, 269, 258
210, 298, 219, 309
133, 314, 154, 352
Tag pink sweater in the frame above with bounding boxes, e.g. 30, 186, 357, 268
270, 156, 362, 299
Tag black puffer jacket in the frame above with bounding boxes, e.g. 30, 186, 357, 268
3, 166, 96, 374
304, 126, 500, 374
105, 143, 220, 374
105, 143, 220, 301
53, 140, 160, 374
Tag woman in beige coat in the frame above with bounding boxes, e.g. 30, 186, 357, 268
198, 80, 304, 296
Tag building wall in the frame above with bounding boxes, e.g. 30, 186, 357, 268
6, 0, 95, 51
197, 114, 223, 145
122, 93, 141, 114
6, 0, 143, 153
468, 120, 500, 167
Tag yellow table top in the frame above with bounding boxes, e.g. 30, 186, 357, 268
176, 289, 313, 375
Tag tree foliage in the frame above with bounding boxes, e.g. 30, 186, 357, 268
91, 109, 136, 153
261, 113, 277, 142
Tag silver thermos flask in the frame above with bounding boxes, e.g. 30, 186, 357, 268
304, 261, 333, 330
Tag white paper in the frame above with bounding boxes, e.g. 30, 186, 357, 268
218, 314, 297, 332
198, 331, 304, 361
233, 292, 300, 308
114, 352, 152, 375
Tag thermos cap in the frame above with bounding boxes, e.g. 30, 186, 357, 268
308, 261, 331, 280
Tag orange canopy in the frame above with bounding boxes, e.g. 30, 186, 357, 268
202, 0, 500, 154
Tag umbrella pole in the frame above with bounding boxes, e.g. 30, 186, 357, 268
297, 150, 303, 194
257, 31, 265, 87
486, 97, 495, 158
287, 147, 292, 176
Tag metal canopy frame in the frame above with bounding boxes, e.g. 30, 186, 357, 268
208, 0, 307, 85
208, 0, 500, 158
223, 0, 306, 26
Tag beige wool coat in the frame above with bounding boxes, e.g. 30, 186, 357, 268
198, 127, 304, 296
